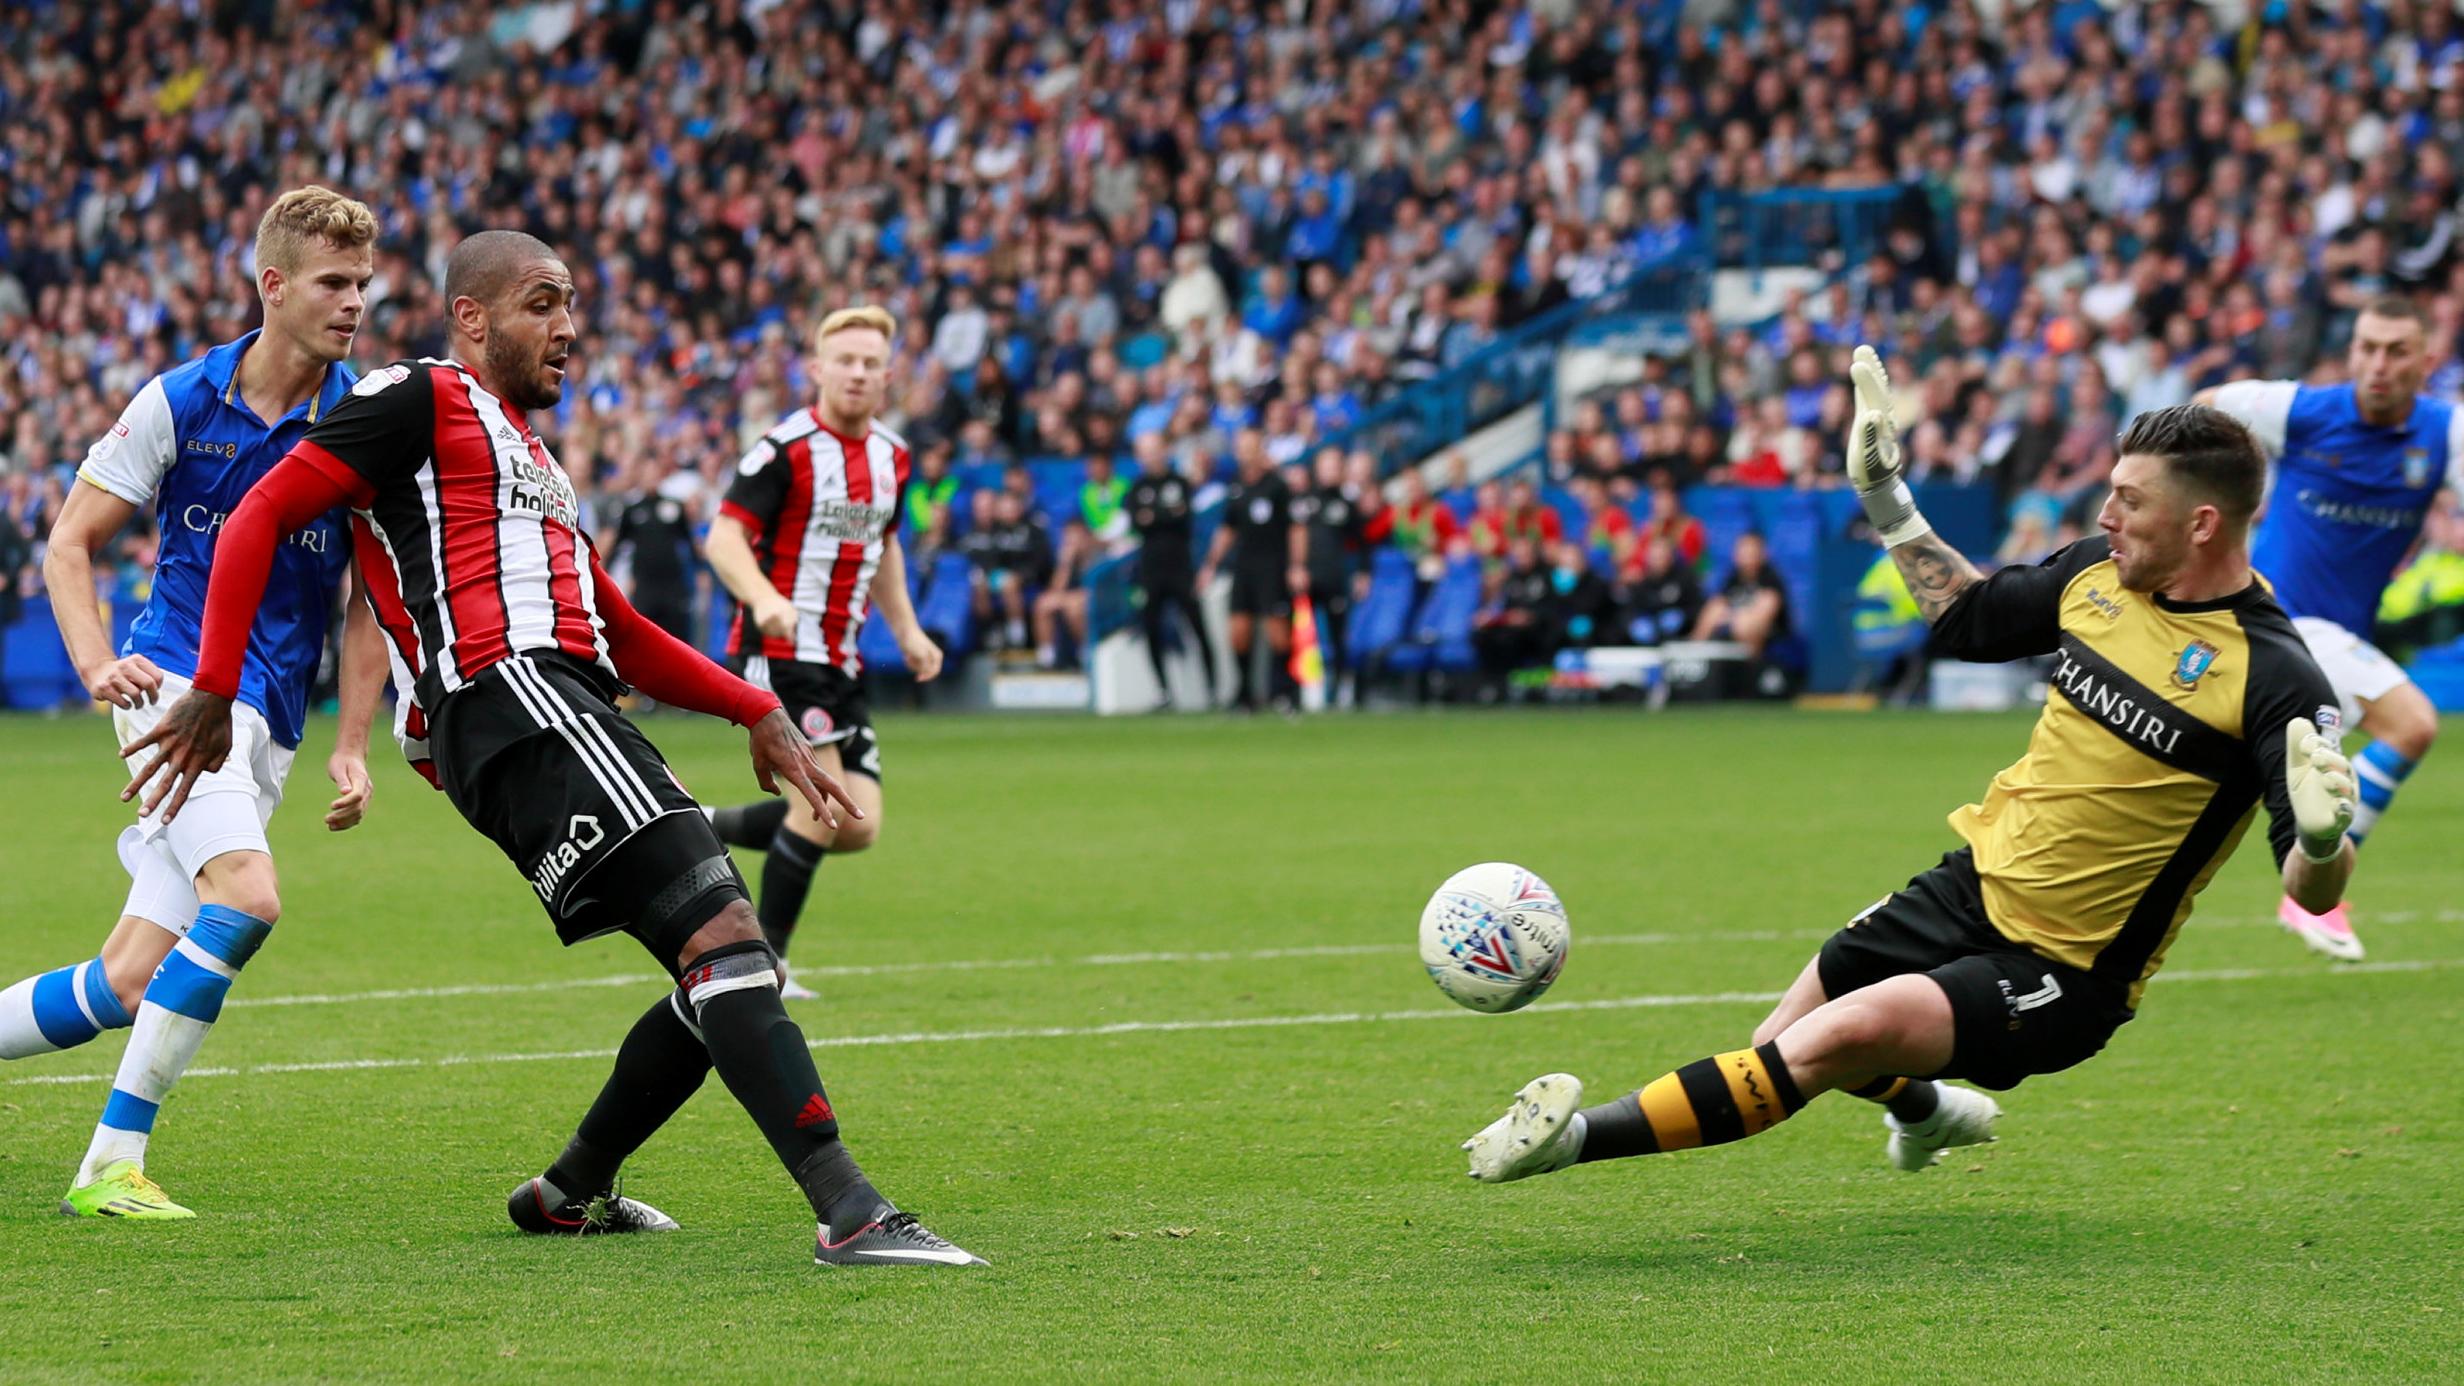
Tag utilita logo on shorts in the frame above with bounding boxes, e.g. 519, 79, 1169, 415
531, 814, 605, 902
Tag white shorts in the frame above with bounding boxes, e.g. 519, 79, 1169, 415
2290, 617, 2412, 732
110, 672, 296, 932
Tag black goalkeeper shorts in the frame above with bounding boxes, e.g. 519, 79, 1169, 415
1817, 849, 2137, 1091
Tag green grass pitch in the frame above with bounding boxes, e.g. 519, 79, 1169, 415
0, 705, 2458, 1382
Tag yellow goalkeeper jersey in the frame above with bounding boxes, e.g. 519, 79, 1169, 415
1932, 537, 2339, 1005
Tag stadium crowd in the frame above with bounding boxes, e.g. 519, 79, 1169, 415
10, 0, 2464, 689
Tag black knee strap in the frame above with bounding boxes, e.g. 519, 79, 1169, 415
630, 854, 749, 969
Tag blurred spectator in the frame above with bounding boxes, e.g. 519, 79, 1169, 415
1365, 468, 1462, 583
1569, 476, 1636, 573
1544, 538, 1614, 650
600, 453, 703, 646
1640, 479, 1707, 571
1464, 481, 1510, 563
1619, 535, 1705, 647
1474, 538, 1554, 687
1079, 454, 1131, 551
905, 443, 959, 548
964, 490, 1052, 654
1692, 532, 1792, 661
1033, 519, 1096, 671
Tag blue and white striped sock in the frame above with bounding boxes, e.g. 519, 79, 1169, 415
0, 957, 134, 1060
76, 905, 271, 1185
2347, 741, 2418, 846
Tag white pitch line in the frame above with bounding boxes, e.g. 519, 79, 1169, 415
7, 955, 2460, 1090
207, 908, 2464, 1012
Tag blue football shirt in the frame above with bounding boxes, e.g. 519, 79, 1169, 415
2210, 379, 2464, 637
76, 331, 356, 748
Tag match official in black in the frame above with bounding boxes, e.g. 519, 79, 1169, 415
1126, 433, 1217, 709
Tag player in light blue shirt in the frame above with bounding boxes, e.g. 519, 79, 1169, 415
2198, 295, 2463, 962
0, 189, 390, 1218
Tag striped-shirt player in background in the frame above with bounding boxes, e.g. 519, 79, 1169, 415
700, 307, 944, 1001
0, 188, 390, 1220
2195, 295, 2464, 961
125, 232, 982, 1266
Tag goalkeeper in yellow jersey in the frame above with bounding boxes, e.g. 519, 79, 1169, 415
1464, 348, 2359, 1181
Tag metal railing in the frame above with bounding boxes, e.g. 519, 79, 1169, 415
1695, 185, 1902, 274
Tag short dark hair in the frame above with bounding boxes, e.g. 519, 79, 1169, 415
443, 229, 559, 306
2115, 405, 2265, 525
2360, 293, 2429, 328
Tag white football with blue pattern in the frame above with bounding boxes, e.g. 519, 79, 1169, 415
1418, 862, 1569, 1013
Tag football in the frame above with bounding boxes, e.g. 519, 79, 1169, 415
1418, 862, 1570, 1013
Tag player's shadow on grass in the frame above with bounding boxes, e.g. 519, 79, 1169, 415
1530, 1205, 2207, 1278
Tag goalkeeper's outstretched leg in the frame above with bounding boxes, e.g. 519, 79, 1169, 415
1463, 970, 1982, 1182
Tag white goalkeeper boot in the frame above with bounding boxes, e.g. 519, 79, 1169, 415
1884, 1083, 2002, 1171
1463, 1073, 1587, 1183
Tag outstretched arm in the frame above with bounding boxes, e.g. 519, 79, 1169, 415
1888, 530, 1986, 626
1845, 345, 1985, 625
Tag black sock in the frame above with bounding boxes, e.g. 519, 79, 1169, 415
710, 799, 791, 851
1847, 1076, 1942, 1123
757, 828, 825, 957
546, 992, 712, 1199
1848, 1076, 1943, 1122
694, 981, 862, 1221
1231, 645, 1254, 705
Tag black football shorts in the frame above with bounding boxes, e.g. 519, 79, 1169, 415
1817, 849, 2137, 1091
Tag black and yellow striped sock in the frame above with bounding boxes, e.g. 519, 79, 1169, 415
1575, 1042, 1806, 1161
1847, 1075, 1940, 1123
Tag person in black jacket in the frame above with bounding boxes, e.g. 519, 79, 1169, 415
1619, 535, 1704, 644
1125, 434, 1217, 707
1287, 446, 1367, 705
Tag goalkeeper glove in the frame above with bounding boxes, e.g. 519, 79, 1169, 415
2285, 717, 2357, 862
1846, 345, 1932, 547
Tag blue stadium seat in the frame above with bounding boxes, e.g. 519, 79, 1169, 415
917, 551, 978, 658
1389, 556, 1483, 676
1027, 457, 1087, 531
4, 596, 80, 711
1347, 550, 1419, 673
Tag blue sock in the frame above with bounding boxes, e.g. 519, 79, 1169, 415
2348, 741, 2418, 846
80, 904, 272, 1183
0, 956, 135, 1059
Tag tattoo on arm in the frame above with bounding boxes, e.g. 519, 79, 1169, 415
1890, 531, 1984, 625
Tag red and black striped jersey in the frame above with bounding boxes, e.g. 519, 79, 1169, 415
719, 408, 910, 672
292, 358, 613, 769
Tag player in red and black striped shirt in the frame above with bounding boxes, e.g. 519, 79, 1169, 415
701, 307, 943, 994
124, 232, 981, 1267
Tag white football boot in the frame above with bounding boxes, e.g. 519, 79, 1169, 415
1463, 1073, 1587, 1182
1884, 1084, 2002, 1171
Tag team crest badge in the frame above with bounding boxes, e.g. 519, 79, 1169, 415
2405, 447, 2432, 488
800, 707, 836, 740
2171, 639, 2221, 690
